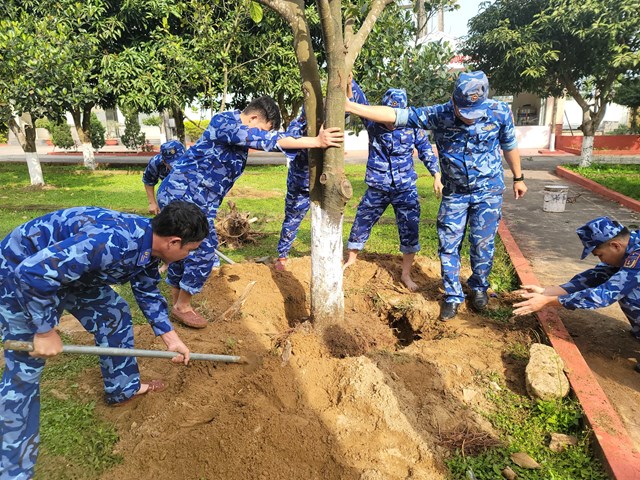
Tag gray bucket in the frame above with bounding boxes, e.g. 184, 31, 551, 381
543, 185, 569, 213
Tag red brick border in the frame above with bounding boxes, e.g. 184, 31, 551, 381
556, 166, 640, 213
498, 219, 640, 479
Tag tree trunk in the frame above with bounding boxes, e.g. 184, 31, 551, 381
8, 113, 44, 185
579, 135, 594, 168
172, 105, 186, 145
309, 0, 352, 328
71, 106, 96, 170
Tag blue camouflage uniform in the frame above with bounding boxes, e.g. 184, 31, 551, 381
276, 87, 356, 259
157, 110, 292, 294
276, 113, 311, 259
347, 81, 439, 254
558, 217, 640, 338
0, 207, 173, 480
394, 71, 518, 304
141, 140, 186, 187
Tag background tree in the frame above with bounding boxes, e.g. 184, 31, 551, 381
464, 0, 640, 166
614, 75, 640, 133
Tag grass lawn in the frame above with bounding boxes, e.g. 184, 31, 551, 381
563, 163, 640, 201
0, 160, 523, 479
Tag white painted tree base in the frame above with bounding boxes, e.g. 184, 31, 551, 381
579, 135, 594, 168
82, 142, 96, 170
310, 202, 344, 323
25, 152, 44, 185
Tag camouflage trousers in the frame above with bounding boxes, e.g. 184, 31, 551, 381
276, 182, 310, 258
347, 187, 421, 254
157, 174, 221, 295
0, 282, 140, 479
438, 190, 503, 304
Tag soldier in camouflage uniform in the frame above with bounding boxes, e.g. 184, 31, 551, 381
343, 80, 443, 291
0, 201, 208, 480
346, 71, 527, 319
514, 217, 640, 369
274, 81, 357, 272
157, 96, 343, 328
143, 140, 186, 214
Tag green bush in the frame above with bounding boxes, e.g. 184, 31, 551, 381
607, 124, 640, 135
142, 115, 162, 127
0, 121, 8, 144
184, 119, 208, 143
120, 109, 146, 151
35, 118, 50, 129
49, 122, 75, 150
89, 113, 106, 150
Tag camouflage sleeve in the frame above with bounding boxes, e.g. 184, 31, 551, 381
559, 264, 617, 293
211, 114, 285, 152
559, 267, 640, 310
142, 155, 161, 186
282, 112, 307, 161
129, 266, 173, 336
415, 129, 439, 175
401, 106, 438, 130
498, 103, 518, 151
13, 231, 128, 334
350, 81, 374, 129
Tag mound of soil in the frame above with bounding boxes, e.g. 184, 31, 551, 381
83, 255, 537, 480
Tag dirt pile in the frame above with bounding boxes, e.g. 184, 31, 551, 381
91, 255, 537, 480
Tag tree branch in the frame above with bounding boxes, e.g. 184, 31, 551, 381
345, 0, 394, 70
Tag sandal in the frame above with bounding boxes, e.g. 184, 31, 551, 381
170, 307, 208, 329
112, 379, 167, 407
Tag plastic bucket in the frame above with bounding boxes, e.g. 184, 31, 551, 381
543, 185, 569, 213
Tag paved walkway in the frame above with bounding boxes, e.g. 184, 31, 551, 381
500, 156, 640, 454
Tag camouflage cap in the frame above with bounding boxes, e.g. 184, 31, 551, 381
160, 140, 186, 160
452, 71, 489, 120
381, 88, 407, 109
576, 216, 625, 259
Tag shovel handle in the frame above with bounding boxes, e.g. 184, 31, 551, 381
4, 340, 245, 364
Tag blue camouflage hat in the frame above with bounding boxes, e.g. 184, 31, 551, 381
160, 140, 185, 161
381, 88, 407, 109
576, 216, 624, 259
452, 71, 489, 120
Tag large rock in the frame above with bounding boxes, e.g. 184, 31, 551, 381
525, 343, 570, 401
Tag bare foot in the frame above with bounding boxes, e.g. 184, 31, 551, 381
401, 274, 419, 292
274, 258, 287, 272
342, 258, 356, 271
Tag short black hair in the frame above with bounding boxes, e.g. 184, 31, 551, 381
151, 201, 209, 245
243, 96, 282, 130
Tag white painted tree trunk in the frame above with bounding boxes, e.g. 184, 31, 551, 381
310, 202, 344, 322
81, 142, 96, 170
579, 135, 594, 168
25, 152, 44, 186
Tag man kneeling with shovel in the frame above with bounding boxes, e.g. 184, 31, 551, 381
0, 201, 208, 480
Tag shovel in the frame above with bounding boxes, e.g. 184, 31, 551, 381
3, 340, 246, 364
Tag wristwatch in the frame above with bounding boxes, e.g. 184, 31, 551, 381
513, 174, 525, 182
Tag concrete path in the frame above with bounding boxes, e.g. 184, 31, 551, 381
501, 156, 640, 454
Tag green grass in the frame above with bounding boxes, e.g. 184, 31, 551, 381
446, 385, 607, 480
564, 163, 640, 201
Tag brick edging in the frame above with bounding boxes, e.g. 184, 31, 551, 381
556, 166, 640, 213
498, 219, 640, 479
